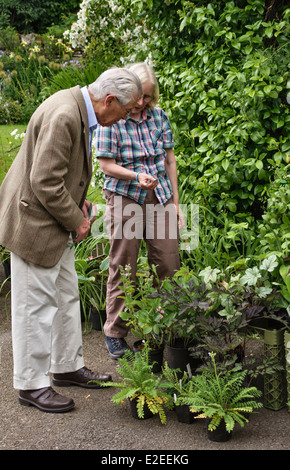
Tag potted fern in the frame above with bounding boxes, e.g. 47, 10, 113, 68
178, 352, 263, 441
161, 362, 198, 424
96, 345, 171, 424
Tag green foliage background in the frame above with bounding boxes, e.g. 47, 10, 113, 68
1, 0, 289, 274
76, 0, 289, 269
0, 0, 81, 33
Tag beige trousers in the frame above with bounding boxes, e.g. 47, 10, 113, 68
11, 239, 84, 390
103, 190, 180, 338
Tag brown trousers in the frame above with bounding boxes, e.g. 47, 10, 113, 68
103, 190, 180, 337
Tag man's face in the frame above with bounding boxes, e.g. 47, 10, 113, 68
94, 94, 138, 127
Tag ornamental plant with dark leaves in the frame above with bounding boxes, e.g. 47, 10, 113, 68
192, 256, 289, 375
206, 254, 288, 324
151, 270, 211, 347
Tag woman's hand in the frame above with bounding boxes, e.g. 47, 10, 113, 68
98, 158, 158, 190
137, 173, 158, 190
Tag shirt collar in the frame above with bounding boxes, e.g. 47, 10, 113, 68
127, 108, 152, 123
81, 86, 98, 131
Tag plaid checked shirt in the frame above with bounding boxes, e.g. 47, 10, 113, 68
94, 107, 174, 205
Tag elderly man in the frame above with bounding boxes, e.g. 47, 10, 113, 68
0, 67, 141, 413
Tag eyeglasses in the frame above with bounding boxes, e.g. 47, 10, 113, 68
140, 94, 152, 103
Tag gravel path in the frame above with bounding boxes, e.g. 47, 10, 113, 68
0, 264, 289, 455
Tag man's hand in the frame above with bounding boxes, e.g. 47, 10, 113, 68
73, 200, 98, 242
82, 199, 97, 223
73, 217, 91, 243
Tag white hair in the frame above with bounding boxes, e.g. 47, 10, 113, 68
88, 67, 142, 105
126, 62, 159, 109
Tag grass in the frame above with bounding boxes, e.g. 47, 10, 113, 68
0, 124, 27, 184
0, 124, 26, 152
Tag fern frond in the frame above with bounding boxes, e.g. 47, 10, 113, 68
135, 395, 146, 419
146, 397, 167, 424
110, 387, 139, 405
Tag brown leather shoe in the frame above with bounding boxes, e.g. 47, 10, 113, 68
19, 387, 75, 413
52, 366, 112, 388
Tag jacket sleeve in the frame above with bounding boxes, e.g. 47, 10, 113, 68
30, 107, 85, 231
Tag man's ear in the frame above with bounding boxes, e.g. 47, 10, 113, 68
104, 94, 116, 107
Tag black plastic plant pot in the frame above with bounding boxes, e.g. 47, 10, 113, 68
91, 308, 106, 331
129, 397, 154, 420
133, 339, 164, 373
175, 404, 196, 424
166, 339, 200, 377
206, 418, 232, 442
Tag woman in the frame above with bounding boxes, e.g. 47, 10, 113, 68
95, 62, 181, 359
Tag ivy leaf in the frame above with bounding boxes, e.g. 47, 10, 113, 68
255, 286, 273, 298
240, 267, 261, 286
199, 266, 221, 283
260, 255, 278, 272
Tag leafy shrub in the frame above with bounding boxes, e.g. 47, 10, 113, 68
0, 26, 20, 50
155, 2, 290, 219
0, 0, 81, 34
66, 0, 289, 266
257, 163, 290, 257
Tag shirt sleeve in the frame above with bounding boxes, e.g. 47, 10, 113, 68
159, 108, 174, 149
94, 124, 119, 158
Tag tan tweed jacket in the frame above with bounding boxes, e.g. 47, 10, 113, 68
0, 86, 92, 268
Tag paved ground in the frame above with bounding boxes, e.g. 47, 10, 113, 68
0, 264, 289, 457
